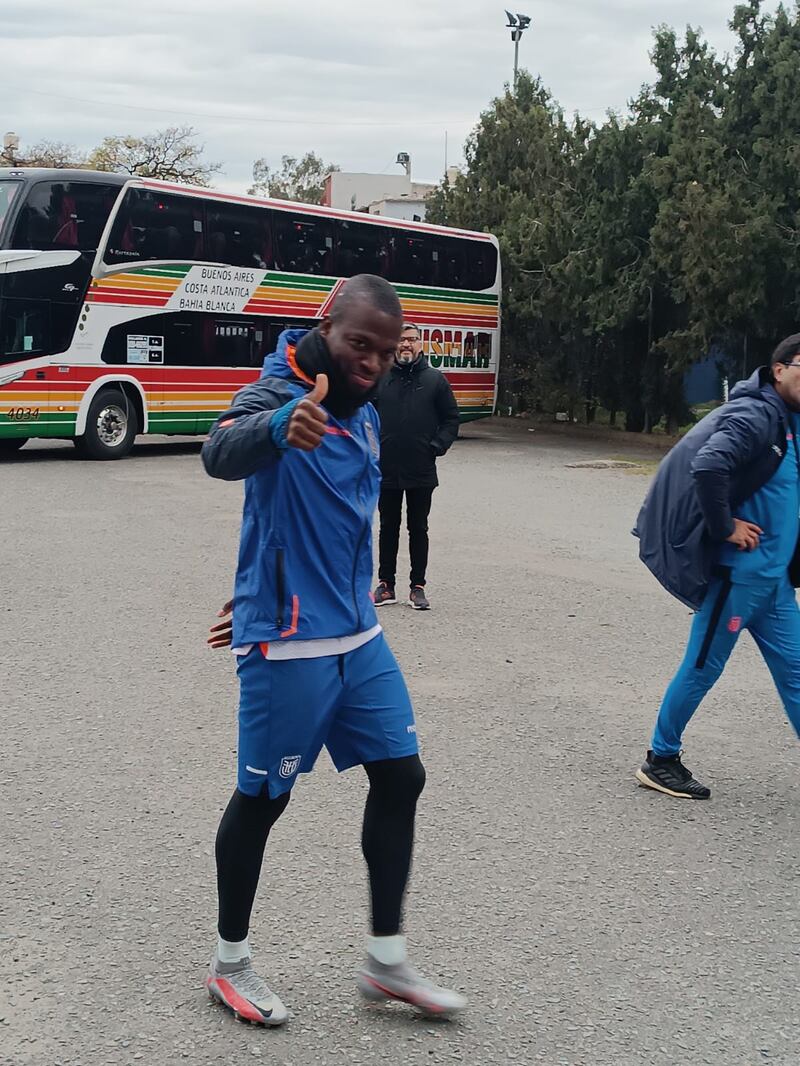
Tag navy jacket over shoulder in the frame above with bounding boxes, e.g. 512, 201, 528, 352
633, 367, 800, 609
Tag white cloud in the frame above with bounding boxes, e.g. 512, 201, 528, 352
0, 0, 777, 193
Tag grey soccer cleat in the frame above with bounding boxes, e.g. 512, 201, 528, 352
206, 954, 288, 1026
357, 956, 466, 1016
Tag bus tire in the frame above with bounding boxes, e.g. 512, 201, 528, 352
74, 388, 138, 460
0, 437, 28, 457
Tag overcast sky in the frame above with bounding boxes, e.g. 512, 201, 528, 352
1, 0, 774, 194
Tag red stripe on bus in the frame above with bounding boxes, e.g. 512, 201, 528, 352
244, 301, 321, 314
87, 293, 170, 307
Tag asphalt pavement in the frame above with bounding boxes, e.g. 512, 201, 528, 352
1, 421, 797, 1066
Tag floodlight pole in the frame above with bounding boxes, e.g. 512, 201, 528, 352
506, 13, 531, 91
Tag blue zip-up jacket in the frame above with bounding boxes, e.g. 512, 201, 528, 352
634, 367, 800, 609
201, 329, 381, 647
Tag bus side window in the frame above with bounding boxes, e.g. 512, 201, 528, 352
104, 189, 202, 264
334, 220, 389, 278
435, 236, 468, 291
391, 234, 435, 287
273, 213, 334, 276
206, 203, 274, 271
209, 319, 262, 367
465, 242, 498, 291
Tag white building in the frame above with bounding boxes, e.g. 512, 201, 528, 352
322, 171, 436, 215
366, 195, 429, 222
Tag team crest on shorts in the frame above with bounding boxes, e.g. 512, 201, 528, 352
364, 421, 379, 458
279, 755, 301, 779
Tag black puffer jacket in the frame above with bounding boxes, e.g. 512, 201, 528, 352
375, 357, 460, 489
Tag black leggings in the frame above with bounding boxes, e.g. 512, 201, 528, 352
215, 755, 426, 942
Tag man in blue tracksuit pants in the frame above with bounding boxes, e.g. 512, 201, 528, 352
633, 334, 800, 799
200, 275, 465, 1026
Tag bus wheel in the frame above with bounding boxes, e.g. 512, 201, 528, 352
74, 388, 138, 460
0, 437, 28, 457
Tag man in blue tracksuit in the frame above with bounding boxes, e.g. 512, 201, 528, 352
200, 275, 465, 1025
634, 334, 800, 799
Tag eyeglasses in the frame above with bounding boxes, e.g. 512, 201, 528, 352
782, 361, 800, 369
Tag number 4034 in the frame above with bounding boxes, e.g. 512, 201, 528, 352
7, 408, 40, 421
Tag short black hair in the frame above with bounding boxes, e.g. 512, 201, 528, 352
329, 274, 402, 323
771, 333, 800, 366
401, 321, 421, 334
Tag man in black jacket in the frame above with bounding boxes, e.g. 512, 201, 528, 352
633, 334, 800, 800
373, 322, 460, 610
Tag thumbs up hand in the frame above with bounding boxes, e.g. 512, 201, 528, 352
286, 374, 329, 451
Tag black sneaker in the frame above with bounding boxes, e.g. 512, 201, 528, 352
374, 581, 397, 606
636, 750, 711, 799
409, 586, 430, 610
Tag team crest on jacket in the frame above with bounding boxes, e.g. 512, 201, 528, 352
279, 755, 301, 778
364, 420, 379, 458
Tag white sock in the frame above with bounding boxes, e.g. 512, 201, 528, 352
217, 935, 251, 964
367, 934, 406, 966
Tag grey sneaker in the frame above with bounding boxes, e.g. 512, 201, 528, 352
409, 586, 430, 610
206, 954, 288, 1026
357, 956, 466, 1016
374, 581, 397, 606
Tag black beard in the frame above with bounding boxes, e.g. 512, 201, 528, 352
295, 329, 380, 418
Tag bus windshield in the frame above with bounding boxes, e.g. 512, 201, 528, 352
10, 180, 120, 253
1, 179, 122, 365
0, 180, 21, 238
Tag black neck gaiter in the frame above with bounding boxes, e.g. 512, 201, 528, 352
294, 329, 380, 419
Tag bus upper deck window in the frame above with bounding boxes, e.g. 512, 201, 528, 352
0, 180, 21, 239
11, 181, 119, 253
104, 189, 202, 264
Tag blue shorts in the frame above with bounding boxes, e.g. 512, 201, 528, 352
236, 633, 419, 798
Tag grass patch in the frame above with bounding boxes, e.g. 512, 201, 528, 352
609, 455, 661, 476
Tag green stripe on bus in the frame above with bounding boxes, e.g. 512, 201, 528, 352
457, 408, 493, 421
0, 413, 78, 437
393, 285, 498, 304
262, 272, 335, 291
134, 265, 192, 278
148, 413, 213, 433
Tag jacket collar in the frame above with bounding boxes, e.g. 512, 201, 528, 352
261, 327, 378, 419
393, 355, 428, 376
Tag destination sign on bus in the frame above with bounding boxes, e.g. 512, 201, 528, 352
173, 266, 261, 314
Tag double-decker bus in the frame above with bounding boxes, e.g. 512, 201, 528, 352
0, 168, 500, 459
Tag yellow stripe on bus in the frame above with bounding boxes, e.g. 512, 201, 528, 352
400, 299, 497, 318
249, 288, 325, 305
91, 276, 180, 293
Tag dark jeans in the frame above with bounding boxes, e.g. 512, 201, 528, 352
378, 487, 435, 589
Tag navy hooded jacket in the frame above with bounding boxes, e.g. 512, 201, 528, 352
201, 329, 381, 647
633, 367, 800, 609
